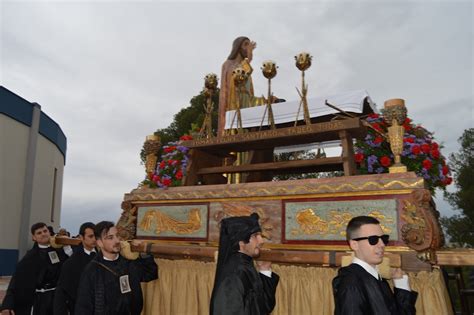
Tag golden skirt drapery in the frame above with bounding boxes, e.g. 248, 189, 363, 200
141, 258, 453, 315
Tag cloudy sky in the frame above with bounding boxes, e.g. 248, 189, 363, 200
1, 1, 472, 234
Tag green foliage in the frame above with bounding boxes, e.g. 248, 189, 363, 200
442, 128, 474, 247
140, 89, 219, 163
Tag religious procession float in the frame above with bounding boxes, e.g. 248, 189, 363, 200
106, 38, 473, 314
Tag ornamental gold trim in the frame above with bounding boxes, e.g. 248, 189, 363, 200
128, 189, 414, 204
128, 179, 423, 201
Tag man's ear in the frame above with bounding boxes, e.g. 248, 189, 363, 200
238, 240, 244, 251
96, 239, 103, 249
348, 239, 358, 252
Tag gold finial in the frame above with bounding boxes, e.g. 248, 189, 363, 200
295, 52, 312, 71
261, 60, 278, 79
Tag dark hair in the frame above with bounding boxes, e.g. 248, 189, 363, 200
31, 222, 47, 235
94, 221, 115, 240
47, 225, 55, 236
79, 222, 95, 237
346, 216, 380, 240
227, 36, 249, 60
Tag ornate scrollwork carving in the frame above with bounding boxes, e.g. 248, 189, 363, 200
116, 201, 137, 240
401, 190, 444, 253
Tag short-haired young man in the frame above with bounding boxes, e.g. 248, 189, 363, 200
1, 222, 72, 315
210, 213, 279, 315
74, 221, 158, 315
332, 216, 418, 315
53, 222, 97, 315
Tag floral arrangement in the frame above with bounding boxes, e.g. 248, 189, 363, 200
354, 113, 452, 192
143, 135, 192, 188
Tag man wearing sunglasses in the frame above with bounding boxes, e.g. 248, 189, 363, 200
332, 216, 418, 314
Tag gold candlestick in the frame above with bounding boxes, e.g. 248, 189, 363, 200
229, 67, 248, 133
382, 98, 408, 173
294, 52, 312, 126
199, 73, 218, 139
143, 134, 161, 174
260, 60, 278, 130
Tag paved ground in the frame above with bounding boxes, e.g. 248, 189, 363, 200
0, 277, 11, 305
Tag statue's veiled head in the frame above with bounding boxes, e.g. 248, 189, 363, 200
228, 36, 250, 60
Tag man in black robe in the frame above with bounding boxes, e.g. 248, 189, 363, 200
332, 216, 418, 314
1, 222, 72, 315
210, 213, 279, 315
74, 221, 158, 315
53, 222, 97, 314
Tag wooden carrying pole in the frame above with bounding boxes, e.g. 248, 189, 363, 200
53, 237, 474, 267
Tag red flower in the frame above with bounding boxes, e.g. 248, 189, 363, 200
380, 156, 391, 167
354, 152, 364, 163
180, 135, 193, 141
442, 165, 449, 175
411, 145, 421, 155
404, 137, 414, 143
175, 170, 183, 180
152, 175, 160, 183
404, 118, 411, 124
403, 124, 412, 131
162, 178, 172, 186
445, 177, 453, 185
430, 149, 440, 159
422, 159, 432, 170
368, 113, 379, 119
372, 123, 382, 131
374, 136, 383, 144
431, 142, 439, 150
159, 161, 166, 169
421, 143, 431, 154
167, 160, 173, 165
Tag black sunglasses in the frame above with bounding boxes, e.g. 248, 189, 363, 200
352, 234, 390, 246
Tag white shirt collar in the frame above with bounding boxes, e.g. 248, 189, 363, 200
38, 244, 51, 249
84, 247, 96, 255
352, 257, 380, 280
103, 254, 119, 261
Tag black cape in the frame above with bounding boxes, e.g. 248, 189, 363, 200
53, 245, 96, 314
332, 263, 418, 315
210, 252, 279, 315
74, 253, 158, 315
0, 243, 69, 315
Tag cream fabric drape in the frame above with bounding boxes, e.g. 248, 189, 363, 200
141, 258, 452, 315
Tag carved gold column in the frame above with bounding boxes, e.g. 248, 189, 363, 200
143, 134, 161, 175
382, 99, 407, 173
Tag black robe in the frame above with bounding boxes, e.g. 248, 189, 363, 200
53, 245, 96, 314
0, 243, 69, 315
210, 252, 279, 315
74, 253, 158, 315
332, 263, 418, 315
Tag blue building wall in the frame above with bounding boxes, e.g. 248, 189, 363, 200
0, 86, 67, 275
